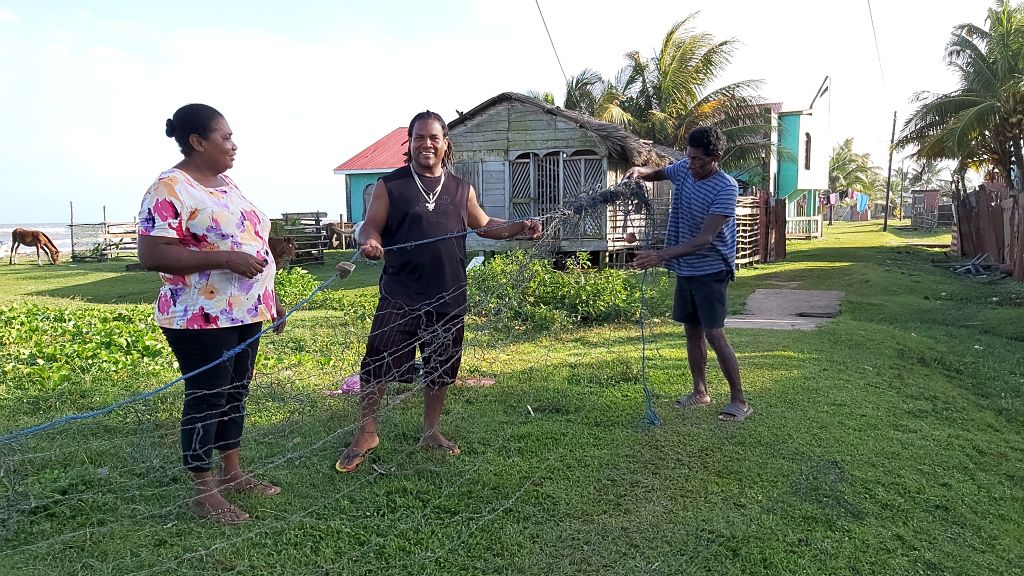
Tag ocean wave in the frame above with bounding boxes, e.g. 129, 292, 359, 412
0, 225, 75, 252
0, 225, 70, 234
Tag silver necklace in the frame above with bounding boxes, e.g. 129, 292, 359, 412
410, 166, 444, 211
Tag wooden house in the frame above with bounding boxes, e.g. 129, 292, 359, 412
446, 92, 683, 254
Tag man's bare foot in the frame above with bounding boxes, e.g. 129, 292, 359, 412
419, 430, 460, 456
189, 490, 249, 524
218, 473, 281, 496
673, 392, 713, 409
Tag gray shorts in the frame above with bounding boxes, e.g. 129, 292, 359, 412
672, 270, 731, 329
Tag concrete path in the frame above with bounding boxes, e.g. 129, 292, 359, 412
725, 289, 845, 330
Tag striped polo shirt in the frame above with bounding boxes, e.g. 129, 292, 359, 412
663, 158, 738, 277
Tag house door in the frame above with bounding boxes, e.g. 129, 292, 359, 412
361, 183, 374, 221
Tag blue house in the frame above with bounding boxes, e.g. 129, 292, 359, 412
729, 97, 830, 238
332, 127, 407, 222
777, 107, 829, 220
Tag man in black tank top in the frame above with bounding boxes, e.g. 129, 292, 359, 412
336, 111, 542, 473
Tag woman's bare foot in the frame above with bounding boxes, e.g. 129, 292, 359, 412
419, 430, 460, 456
218, 473, 281, 496
189, 489, 249, 524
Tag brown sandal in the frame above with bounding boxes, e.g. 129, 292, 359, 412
219, 477, 282, 496
335, 445, 377, 474
190, 504, 250, 524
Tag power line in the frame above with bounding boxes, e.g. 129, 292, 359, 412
866, 0, 886, 83
533, 0, 570, 84
531, 0, 661, 427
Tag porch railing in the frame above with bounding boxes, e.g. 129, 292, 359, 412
786, 215, 823, 239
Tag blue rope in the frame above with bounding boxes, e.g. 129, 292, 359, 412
638, 268, 661, 427
0, 215, 553, 444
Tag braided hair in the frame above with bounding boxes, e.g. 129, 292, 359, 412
406, 110, 455, 171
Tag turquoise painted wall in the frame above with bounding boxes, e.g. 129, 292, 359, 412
346, 173, 386, 221
777, 113, 801, 200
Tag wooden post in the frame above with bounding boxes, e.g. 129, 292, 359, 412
69, 201, 76, 257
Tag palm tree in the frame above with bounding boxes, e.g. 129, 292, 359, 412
563, 14, 771, 174
907, 158, 946, 190
563, 68, 633, 126
524, 90, 556, 106
896, 1, 1024, 190
829, 138, 882, 198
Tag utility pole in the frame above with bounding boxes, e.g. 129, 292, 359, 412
883, 110, 896, 232
899, 158, 908, 222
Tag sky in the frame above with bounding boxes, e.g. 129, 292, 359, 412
0, 0, 993, 224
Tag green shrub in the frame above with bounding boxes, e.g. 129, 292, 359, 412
274, 268, 377, 320
273, 267, 325, 308
467, 251, 668, 331
0, 304, 170, 387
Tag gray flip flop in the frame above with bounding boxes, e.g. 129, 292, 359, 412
673, 393, 713, 408
718, 402, 753, 422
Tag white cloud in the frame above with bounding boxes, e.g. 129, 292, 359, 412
0, 7, 17, 23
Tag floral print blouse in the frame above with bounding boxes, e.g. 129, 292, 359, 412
138, 169, 277, 329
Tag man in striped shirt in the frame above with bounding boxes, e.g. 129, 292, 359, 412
626, 126, 752, 422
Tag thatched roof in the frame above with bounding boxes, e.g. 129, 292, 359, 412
448, 92, 683, 167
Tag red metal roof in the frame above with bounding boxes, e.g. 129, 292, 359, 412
333, 127, 407, 172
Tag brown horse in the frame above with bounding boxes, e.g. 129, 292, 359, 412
324, 222, 343, 249
10, 228, 60, 265
268, 236, 296, 269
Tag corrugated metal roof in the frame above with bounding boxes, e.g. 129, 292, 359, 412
333, 127, 407, 172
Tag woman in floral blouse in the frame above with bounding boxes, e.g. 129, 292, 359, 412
138, 104, 285, 524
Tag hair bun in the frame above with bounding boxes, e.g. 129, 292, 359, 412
165, 119, 176, 138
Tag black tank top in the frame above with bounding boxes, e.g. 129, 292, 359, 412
378, 165, 469, 314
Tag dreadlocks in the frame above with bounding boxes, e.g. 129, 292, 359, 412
406, 110, 455, 171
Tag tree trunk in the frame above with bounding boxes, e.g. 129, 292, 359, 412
1013, 137, 1024, 193
952, 167, 972, 258
1014, 197, 1024, 281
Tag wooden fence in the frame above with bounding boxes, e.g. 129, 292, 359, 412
954, 183, 1023, 280
274, 212, 328, 266
68, 221, 138, 261
735, 196, 760, 266
758, 191, 787, 264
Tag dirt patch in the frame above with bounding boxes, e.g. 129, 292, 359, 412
455, 376, 496, 388
763, 280, 801, 288
726, 289, 844, 330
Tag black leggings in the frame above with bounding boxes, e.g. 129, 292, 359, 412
161, 323, 262, 473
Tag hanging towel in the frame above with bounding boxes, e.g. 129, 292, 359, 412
856, 192, 870, 212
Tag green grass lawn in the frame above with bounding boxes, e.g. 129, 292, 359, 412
0, 249, 381, 306
1, 222, 1022, 575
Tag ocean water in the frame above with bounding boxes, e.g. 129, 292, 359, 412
0, 224, 74, 254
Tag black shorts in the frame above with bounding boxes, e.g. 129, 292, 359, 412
672, 270, 731, 329
361, 299, 465, 388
